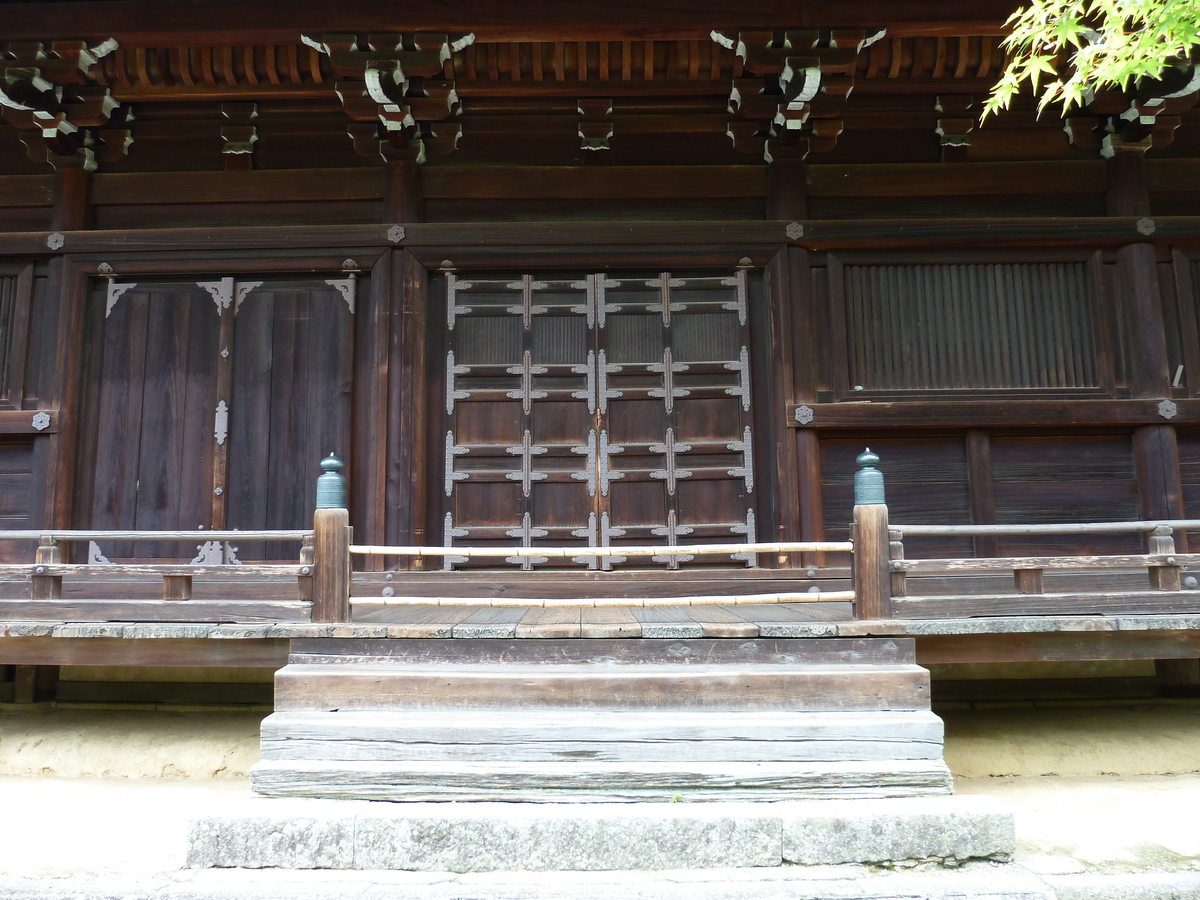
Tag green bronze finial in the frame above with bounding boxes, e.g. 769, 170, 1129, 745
854, 447, 885, 505
316, 453, 347, 510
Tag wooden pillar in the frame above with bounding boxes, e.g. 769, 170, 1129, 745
312, 507, 351, 623
766, 157, 807, 220
853, 503, 892, 619
384, 161, 423, 223
1107, 151, 1186, 528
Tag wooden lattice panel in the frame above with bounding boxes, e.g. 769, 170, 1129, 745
443, 270, 755, 570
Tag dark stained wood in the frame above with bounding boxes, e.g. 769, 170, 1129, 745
91, 169, 384, 206
424, 166, 766, 201
388, 251, 429, 556
808, 161, 1107, 198
764, 249, 803, 562
1134, 425, 1185, 528
384, 162, 423, 223
312, 507, 351, 623
965, 430, 998, 558
51, 169, 89, 233
1172, 250, 1200, 400
0, 176, 54, 210
789, 399, 1200, 429
916, 630, 1200, 664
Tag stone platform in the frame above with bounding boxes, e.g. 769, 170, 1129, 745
187, 795, 1013, 871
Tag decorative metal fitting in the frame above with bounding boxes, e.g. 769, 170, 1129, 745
316, 453, 348, 509
1136, 217, 1157, 236
97, 263, 114, 275
35, 566, 45, 575
341, 258, 361, 272
300, 566, 312, 576
785, 221, 804, 240
853, 447, 885, 505
31, 411, 51, 431
387, 224, 405, 243
1158, 399, 1178, 420
795, 404, 814, 425
46, 232, 65, 250
1167, 556, 1177, 565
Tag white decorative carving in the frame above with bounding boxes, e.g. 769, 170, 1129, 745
506, 350, 548, 415
1159, 399, 1179, 420
727, 426, 754, 493
786, 221, 805, 240
30, 411, 51, 431
600, 511, 627, 570
87, 541, 111, 565
214, 400, 229, 445
649, 427, 693, 495
387, 224, 405, 243
505, 275, 549, 329
445, 351, 470, 413
442, 512, 468, 570
729, 509, 758, 567
652, 509, 694, 569
648, 347, 690, 413
724, 346, 751, 411
46, 232, 64, 250
571, 512, 600, 569
644, 272, 687, 325
795, 404, 815, 425
444, 431, 469, 495
105, 281, 137, 318
234, 281, 263, 314
324, 277, 356, 313
197, 277, 234, 312
446, 273, 473, 330
505, 511, 549, 570
720, 269, 748, 325
505, 429, 549, 497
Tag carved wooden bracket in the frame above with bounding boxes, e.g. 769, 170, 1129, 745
1, 40, 132, 170
714, 28, 883, 160
303, 32, 472, 163
1064, 71, 1200, 157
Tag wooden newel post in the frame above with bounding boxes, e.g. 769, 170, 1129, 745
852, 448, 892, 620
311, 454, 351, 623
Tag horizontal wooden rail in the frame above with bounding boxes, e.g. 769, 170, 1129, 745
0, 530, 311, 542
896, 554, 1198, 574
349, 541, 853, 558
356, 591, 857, 608
5, 564, 309, 578
891, 520, 1200, 537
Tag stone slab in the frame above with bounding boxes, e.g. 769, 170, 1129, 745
187, 796, 1012, 872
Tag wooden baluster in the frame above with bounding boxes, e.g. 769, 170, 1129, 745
1148, 525, 1182, 591
1013, 567, 1044, 594
31, 536, 61, 600
852, 449, 892, 619
163, 574, 192, 601
888, 527, 907, 598
297, 534, 314, 602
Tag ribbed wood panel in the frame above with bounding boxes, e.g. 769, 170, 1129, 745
0, 277, 14, 399
843, 263, 1096, 391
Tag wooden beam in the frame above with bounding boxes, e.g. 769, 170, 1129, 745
421, 166, 767, 200
787, 399, 1200, 429
90, 169, 385, 206
0, 176, 55, 209
5, 217, 1200, 257
0, 636, 289, 667
0, 1, 1017, 45
0, 409, 60, 434
916, 629, 1200, 664
806, 161, 1107, 198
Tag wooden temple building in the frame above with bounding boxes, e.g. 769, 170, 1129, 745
2, 0, 1200, 804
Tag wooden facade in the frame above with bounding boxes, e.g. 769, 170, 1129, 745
1, 0, 1200, 612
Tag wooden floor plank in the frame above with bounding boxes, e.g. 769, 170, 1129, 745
453, 606, 529, 639
632, 607, 704, 638
516, 607, 582, 639
690, 606, 760, 637
353, 604, 477, 638
579, 606, 640, 638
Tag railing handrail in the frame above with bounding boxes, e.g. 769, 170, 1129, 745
0, 529, 312, 541
891, 519, 1200, 537
348, 541, 852, 558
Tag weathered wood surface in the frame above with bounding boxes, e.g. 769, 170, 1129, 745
0, 599, 310, 623
897, 555, 1199, 573
285, 637, 915, 666
0, 564, 306, 577
0, 636, 288, 667
312, 508, 350, 623
273, 663, 930, 711
916, 630, 1200, 665
249, 758, 953, 802
894, 590, 1200, 619
789, 399, 1200, 429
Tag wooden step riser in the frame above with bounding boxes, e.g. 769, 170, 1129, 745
249, 759, 955, 802
273, 664, 932, 711
287, 637, 916, 666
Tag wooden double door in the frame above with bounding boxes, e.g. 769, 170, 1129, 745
78, 275, 354, 558
442, 270, 756, 569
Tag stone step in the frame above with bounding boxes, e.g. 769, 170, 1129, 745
189, 795, 1011, 870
